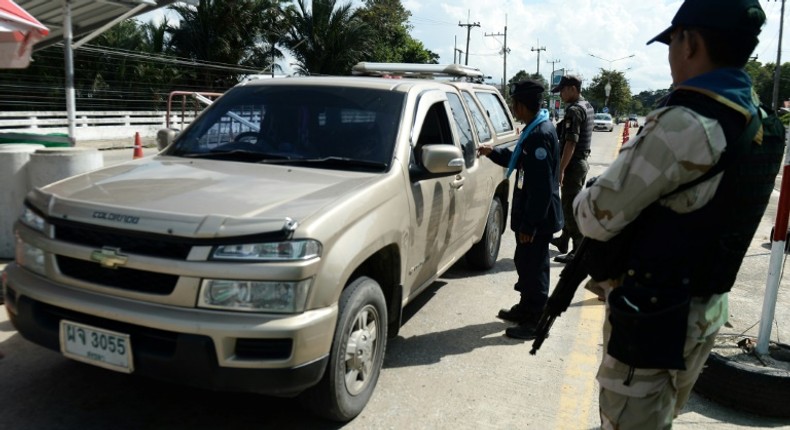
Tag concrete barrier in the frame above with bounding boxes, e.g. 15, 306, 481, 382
27, 147, 104, 190
0, 144, 45, 258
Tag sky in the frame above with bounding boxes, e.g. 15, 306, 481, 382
139, 0, 789, 94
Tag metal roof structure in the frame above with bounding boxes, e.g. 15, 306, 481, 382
13, 0, 182, 143
18, 0, 179, 51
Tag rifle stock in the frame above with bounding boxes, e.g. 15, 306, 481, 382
530, 239, 590, 355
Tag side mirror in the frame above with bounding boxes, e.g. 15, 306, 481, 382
420, 144, 464, 174
156, 128, 178, 150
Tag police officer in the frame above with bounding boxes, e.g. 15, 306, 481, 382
478, 80, 563, 340
550, 75, 594, 263
573, 1, 781, 428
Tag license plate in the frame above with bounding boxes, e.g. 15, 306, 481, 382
59, 320, 133, 373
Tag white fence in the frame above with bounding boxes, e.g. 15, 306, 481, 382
0, 111, 198, 142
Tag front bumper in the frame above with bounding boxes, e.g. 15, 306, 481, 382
4, 263, 336, 396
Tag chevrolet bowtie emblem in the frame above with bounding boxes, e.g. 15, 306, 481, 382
90, 247, 128, 269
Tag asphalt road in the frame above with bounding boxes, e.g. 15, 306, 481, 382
1, 123, 789, 429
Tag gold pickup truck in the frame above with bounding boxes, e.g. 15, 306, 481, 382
4, 63, 518, 421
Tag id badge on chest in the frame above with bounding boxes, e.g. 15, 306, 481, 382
517, 169, 524, 189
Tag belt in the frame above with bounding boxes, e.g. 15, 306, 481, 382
573, 150, 591, 159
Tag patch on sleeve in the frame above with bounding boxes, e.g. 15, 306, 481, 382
534, 147, 548, 160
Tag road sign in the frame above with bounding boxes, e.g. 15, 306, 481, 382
551, 69, 564, 86
603, 107, 609, 113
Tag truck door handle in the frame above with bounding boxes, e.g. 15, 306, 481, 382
450, 175, 465, 189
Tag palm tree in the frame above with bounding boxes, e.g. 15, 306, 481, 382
168, 0, 278, 88
283, 0, 371, 76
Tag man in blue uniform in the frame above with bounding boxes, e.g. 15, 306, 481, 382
478, 80, 563, 340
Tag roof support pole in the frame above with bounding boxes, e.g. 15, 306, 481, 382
63, 0, 76, 145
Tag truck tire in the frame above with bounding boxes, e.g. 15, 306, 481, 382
300, 276, 388, 422
466, 197, 503, 271
693, 347, 790, 418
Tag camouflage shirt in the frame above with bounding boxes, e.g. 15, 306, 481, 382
574, 104, 730, 344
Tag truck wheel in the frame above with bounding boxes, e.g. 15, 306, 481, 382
300, 276, 387, 422
465, 197, 503, 270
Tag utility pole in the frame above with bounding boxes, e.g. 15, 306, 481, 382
531, 41, 546, 76
771, 0, 786, 111
458, 10, 480, 66
546, 59, 560, 80
485, 15, 509, 96
546, 59, 560, 114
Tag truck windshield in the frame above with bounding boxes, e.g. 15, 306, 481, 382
168, 85, 406, 171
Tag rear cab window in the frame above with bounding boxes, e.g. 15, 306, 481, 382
475, 91, 513, 135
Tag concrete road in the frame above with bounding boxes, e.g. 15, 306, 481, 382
1, 124, 789, 429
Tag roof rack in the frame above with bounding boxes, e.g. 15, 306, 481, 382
351, 62, 485, 81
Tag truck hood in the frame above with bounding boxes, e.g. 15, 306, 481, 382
31, 156, 380, 238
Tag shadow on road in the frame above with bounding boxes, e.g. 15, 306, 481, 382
384, 321, 515, 369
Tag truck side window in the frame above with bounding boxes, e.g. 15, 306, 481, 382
446, 92, 476, 168
413, 102, 453, 169
475, 92, 513, 134
461, 92, 492, 144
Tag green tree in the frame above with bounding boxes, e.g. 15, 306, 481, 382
586, 69, 631, 117
356, 0, 437, 64
168, 0, 276, 88
283, 0, 371, 75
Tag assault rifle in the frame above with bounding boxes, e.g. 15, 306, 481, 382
530, 239, 590, 355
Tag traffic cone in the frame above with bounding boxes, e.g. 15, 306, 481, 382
622, 121, 630, 145
132, 132, 143, 159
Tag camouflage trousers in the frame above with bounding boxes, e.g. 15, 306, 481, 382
595, 282, 718, 430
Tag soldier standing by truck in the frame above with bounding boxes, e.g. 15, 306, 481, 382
573, 0, 782, 427
550, 75, 594, 263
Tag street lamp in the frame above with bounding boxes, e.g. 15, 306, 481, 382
604, 81, 612, 110
588, 53, 635, 69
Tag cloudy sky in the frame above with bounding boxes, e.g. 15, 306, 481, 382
140, 0, 788, 94
402, 0, 786, 93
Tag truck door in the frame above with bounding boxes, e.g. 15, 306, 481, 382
404, 91, 466, 294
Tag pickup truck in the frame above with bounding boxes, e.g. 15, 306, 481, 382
3, 63, 518, 421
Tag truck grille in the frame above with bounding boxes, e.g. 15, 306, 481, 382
57, 255, 178, 295
54, 222, 193, 259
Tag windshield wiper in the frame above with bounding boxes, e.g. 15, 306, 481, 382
260, 156, 387, 170
180, 150, 289, 161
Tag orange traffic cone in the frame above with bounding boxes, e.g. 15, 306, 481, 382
622, 122, 630, 145
133, 132, 143, 159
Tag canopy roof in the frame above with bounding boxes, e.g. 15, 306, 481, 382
17, 0, 179, 50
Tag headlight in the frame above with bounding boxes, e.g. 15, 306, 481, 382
16, 240, 45, 275
212, 240, 321, 261
198, 279, 311, 313
20, 206, 46, 232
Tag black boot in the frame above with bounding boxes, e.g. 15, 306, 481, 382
550, 234, 569, 254
497, 303, 530, 323
505, 313, 540, 340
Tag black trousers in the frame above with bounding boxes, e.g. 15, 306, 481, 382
513, 232, 552, 314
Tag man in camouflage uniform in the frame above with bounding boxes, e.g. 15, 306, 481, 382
573, 0, 777, 428
551, 75, 594, 263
